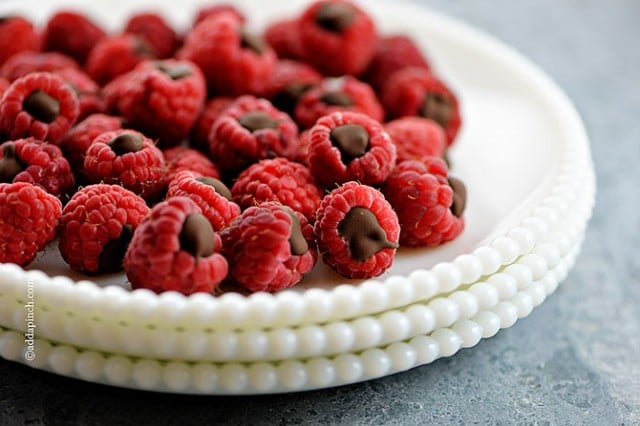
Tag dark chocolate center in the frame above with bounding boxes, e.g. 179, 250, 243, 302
338, 207, 398, 262
420, 92, 453, 129
108, 133, 143, 155
0, 143, 25, 183
320, 91, 353, 107
97, 224, 133, 274
272, 82, 315, 114
330, 124, 369, 164
133, 37, 154, 57
287, 210, 308, 256
240, 30, 266, 54
23, 90, 60, 123
179, 213, 215, 258
315, 2, 356, 32
196, 176, 233, 201
157, 62, 192, 80
238, 111, 278, 132
447, 176, 467, 218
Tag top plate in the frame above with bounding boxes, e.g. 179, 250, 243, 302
0, 0, 592, 331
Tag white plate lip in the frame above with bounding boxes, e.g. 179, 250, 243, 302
0, 0, 594, 330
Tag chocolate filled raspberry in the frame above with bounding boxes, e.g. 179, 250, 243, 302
190, 96, 234, 151
264, 60, 322, 116
0, 52, 80, 83
86, 35, 155, 85
124, 12, 180, 59
163, 146, 221, 182
43, 11, 106, 64
384, 116, 447, 162
0, 17, 40, 68
52, 67, 105, 121
264, 19, 303, 60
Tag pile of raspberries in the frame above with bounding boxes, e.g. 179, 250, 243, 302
0, 0, 467, 295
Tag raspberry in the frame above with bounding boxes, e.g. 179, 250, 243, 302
124, 12, 180, 59
178, 12, 277, 96
43, 11, 106, 64
0, 72, 79, 144
298, 0, 377, 76
58, 184, 150, 274
193, 4, 246, 27
264, 19, 303, 60
314, 181, 399, 279
0, 52, 80, 82
124, 196, 229, 295
52, 67, 105, 120
0, 77, 9, 98
220, 202, 317, 293
190, 96, 233, 151
166, 170, 240, 232
384, 117, 447, 163
0, 17, 40, 68
163, 147, 220, 182
0, 182, 62, 266
363, 35, 431, 92
231, 158, 323, 222
85, 35, 155, 85
83, 129, 166, 200
265, 60, 322, 117
382, 158, 465, 247
59, 113, 123, 180
294, 76, 384, 129
0, 138, 75, 198
295, 129, 312, 167
307, 111, 396, 187
208, 95, 298, 173
382, 67, 462, 145
104, 59, 206, 147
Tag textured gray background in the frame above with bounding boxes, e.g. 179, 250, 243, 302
1, 0, 639, 424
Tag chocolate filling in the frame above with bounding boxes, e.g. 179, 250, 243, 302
320, 91, 353, 107
108, 133, 143, 155
179, 213, 215, 258
420, 92, 453, 129
448, 176, 467, 218
238, 111, 278, 132
272, 82, 315, 114
0, 143, 25, 183
97, 224, 133, 274
23, 90, 60, 123
133, 37, 154, 57
157, 62, 192, 80
287, 210, 308, 256
338, 207, 398, 262
315, 2, 356, 32
196, 176, 232, 201
240, 29, 266, 54
330, 124, 369, 164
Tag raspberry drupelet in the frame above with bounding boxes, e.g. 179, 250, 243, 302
208, 95, 298, 173
85, 35, 156, 85
314, 181, 399, 279
0, 52, 80, 83
58, 184, 150, 274
163, 146, 220, 182
124, 196, 229, 295
83, 129, 166, 200
0, 182, 62, 266
0, 16, 41, 68
0, 138, 75, 199
123, 12, 180, 59
307, 111, 396, 188
0, 72, 79, 144
297, 0, 377, 76
166, 170, 240, 232
382, 157, 466, 247
384, 116, 447, 163
264, 60, 323, 117
190, 96, 233, 152
42, 11, 106, 64
220, 202, 317, 293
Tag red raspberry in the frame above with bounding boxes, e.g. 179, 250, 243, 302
314, 181, 399, 279
83, 129, 166, 200
0, 52, 80, 82
364, 35, 431, 92
192, 4, 246, 27
384, 117, 447, 163
294, 76, 384, 129
265, 60, 322, 117
295, 129, 312, 167
58, 184, 150, 274
264, 19, 303, 60
298, 0, 377, 76
382, 67, 462, 145
178, 12, 277, 96
124, 196, 229, 295
0, 182, 62, 266
43, 11, 106, 64
166, 170, 240, 232
0, 72, 79, 144
382, 158, 466, 247
220, 202, 317, 293
231, 158, 323, 223
59, 113, 123, 180
163, 147, 220, 182
190, 96, 233, 151
85, 35, 155, 85
208, 95, 298, 173
307, 111, 396, 187
0, 17, 41, 67
52, 67, 105, 120
104, 59, 206, 147
0, 138, 75, 198
124, 12, 180, 59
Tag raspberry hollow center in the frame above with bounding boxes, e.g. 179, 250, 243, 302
180, 213, 215, 258
238, 111, 278, 132
421, 92, 453, 128
448, 176, 467, 218
0, 143, 25, 183
338, 207, 398, 262
108, 133, 143, 155
330, 124, 369, 164
196, 176, 232, 201
23, 90, 60, 123
315, 2, 356, 32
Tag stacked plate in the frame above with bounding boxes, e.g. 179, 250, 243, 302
0, 0, 595, 394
